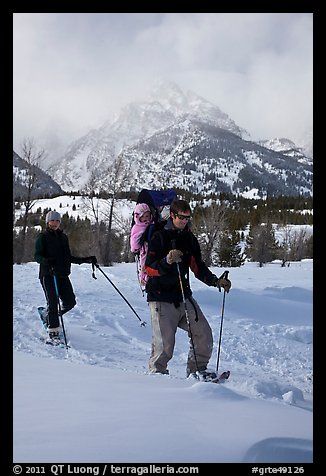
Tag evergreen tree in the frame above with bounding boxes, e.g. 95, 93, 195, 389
245, 222, 279, 267
217, 231, 245, 267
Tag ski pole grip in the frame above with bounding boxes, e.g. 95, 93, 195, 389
219, 270, 229, 280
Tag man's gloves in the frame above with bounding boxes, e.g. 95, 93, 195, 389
213, 276, 232, 293
83, 256, 97, 264
219, 277, 232, 293
166, 249, 183, 265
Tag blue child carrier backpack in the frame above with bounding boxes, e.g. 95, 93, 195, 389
135, 189, 177, 223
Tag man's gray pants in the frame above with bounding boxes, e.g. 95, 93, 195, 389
148, 298, 213, 375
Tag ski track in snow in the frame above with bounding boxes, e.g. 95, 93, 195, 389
13, 261, 313, 410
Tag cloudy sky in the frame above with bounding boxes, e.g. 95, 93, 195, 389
13, 13, 313, 160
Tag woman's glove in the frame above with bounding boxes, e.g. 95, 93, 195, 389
83, 256, 97, 264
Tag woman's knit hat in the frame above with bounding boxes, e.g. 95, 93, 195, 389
46, 210, 61, 223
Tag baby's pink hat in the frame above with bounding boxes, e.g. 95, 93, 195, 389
134, 203, 151, 217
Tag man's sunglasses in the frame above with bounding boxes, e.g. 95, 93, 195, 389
174, 213, 191, 221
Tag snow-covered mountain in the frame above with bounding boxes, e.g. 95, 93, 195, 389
121, 119, 312, 197
13, 151, 63, 200
49, 81, 313, 198
258, 138, 312, 165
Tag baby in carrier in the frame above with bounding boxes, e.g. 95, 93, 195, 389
130, 203, 154, 287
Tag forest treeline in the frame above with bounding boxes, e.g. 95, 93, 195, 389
13, 139, 313, 268
13, 190, 313, 268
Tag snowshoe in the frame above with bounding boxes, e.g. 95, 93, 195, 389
188, 369, 230, 383
37, 306, 48, 327
187, 369, 218, 382
216, 370, 230, 383
196, 370, 220, 382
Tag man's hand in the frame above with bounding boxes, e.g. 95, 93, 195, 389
218, 277, 231, 293
166, 249, 183, 265
213, 276, 232, 293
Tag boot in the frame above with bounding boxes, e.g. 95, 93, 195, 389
47, 326, 61, 344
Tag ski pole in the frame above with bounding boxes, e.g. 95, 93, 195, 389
53, 273, 69, 350
172, 240, 200, 373
216, 270, 229, 374
94, 263, 146, 327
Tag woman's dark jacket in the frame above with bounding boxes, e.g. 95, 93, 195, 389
145, 219, 217, 303
34, 228, 84, 279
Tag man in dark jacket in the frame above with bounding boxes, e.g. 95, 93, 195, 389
145, 199, 231, 380
34, 210, 97, 343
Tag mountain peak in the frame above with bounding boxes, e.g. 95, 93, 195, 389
47, 80, 312, 197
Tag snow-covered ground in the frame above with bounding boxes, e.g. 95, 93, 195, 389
13, 259, 313, 464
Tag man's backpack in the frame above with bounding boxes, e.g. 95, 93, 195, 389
131, 188, 177, 293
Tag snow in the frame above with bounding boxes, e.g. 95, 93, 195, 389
13, 259, 313, 464
16, 195, 135, 224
